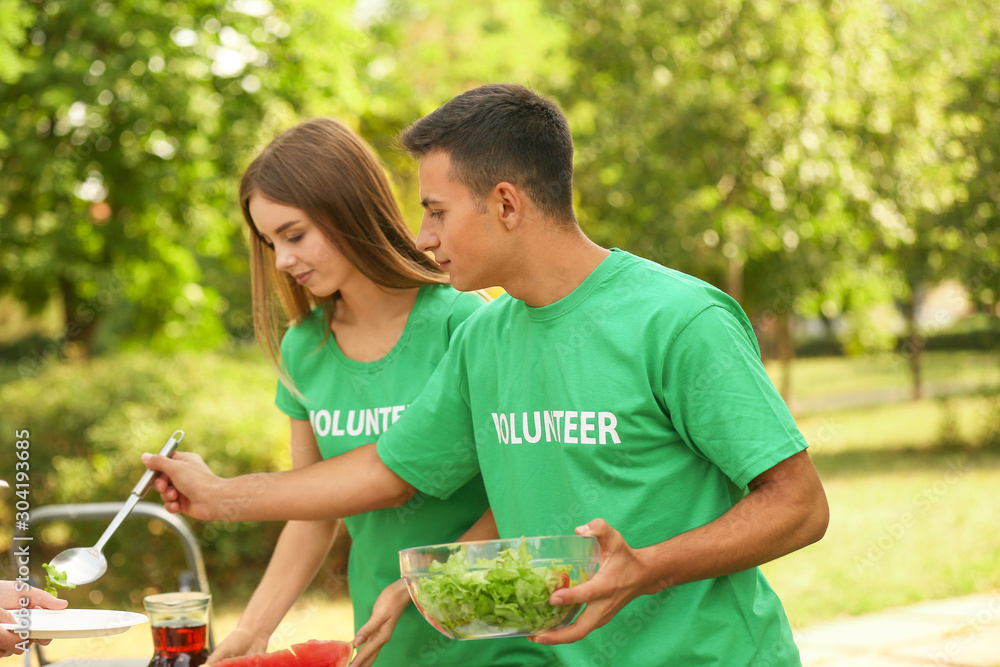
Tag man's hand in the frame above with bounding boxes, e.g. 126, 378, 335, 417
1, 582, 69, 657
142, 451, 226, 520
529, 519, 650, 645
351, 579, 411, 667
146, 443, 416, 523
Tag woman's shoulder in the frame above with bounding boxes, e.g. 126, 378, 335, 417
417, 284, 487, 333
280, 306, 327, 352
419, 283, 485, 307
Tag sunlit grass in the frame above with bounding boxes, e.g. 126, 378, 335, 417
765, 350, 1000, 400
796, 392, 999, 455
764, 389, 1000, 629
764, 447, 1000, 629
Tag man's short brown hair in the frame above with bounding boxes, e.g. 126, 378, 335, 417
398, 84, 576, 223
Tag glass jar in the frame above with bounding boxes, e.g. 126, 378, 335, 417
142, 592, 211, 667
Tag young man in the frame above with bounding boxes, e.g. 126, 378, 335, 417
146, 84, 828, 665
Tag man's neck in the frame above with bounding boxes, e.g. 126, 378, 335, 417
501, 227, 611, 308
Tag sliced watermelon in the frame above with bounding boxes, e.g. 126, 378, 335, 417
268, 649, 298, 667
290, 639, 352, 667
215, 654, 262, 667
214, 640, 352, 667
214, 649, 292, 667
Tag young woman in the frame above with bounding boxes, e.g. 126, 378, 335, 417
211, 119, 556, 667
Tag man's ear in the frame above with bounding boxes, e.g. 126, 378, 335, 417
492, 182, 523, 231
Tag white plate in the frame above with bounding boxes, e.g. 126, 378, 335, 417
1, 608, 148, 639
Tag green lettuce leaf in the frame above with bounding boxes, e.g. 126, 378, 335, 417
42, 563, 76, 597
413, 539, 576, 637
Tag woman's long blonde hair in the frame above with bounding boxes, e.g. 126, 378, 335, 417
239, 118, 448, 381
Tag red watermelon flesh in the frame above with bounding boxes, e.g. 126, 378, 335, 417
213, 640, 351, 667
291, 640, 352, 666
267, 649, 297, 667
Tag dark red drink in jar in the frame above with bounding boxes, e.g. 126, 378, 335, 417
143, 592, 212, 667
149, 620, 209, 667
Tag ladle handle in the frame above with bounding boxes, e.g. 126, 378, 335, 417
133, 430, 184, 498
93, 430, 185, 553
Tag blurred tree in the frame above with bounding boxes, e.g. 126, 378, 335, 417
0, 0, 575, 360
274, 0, 572, 226
553, 0, 904, 401
942, 0, 1000, 317
0, 0, 296, 360
861, 0, 997, 399
0, 0, 32, 84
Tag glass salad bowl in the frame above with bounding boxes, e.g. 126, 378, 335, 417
399, 535, 600, 640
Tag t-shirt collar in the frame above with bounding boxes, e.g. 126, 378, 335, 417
521, 248, 625, 322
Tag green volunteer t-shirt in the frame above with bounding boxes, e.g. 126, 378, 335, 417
378, 250, 807, 666
276, 284, 558, 667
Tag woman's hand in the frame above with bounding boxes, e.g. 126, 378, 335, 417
0, 581, 67, 611
0, 581, 68, 658
350, 579, 412, 667
1, 607, 26, 660
207, 627, 270, 664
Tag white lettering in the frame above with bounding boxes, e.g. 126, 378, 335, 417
331, 409, 345, 436
598, 412, 621, 444
523, 412, 542, 443
392, 405, 406, 423
580, 411, 597, 444
509, 413, 522, 444
545, 411, 565, 442
347, 410, 364, 436
564, 411, 579, 444
491, 413, 506, 444
493, 410, 621, 446
313, 410, 331, 437
544, 411, 559, 442
315, 407, 409, 437
365, 409, 380, 436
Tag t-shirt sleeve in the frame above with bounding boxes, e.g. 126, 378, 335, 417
662, 305, 808, 489
275, 375, 309, 420
274, 326, 310, 420
377, 334, 480, 500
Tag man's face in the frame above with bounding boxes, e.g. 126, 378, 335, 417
415, 151, 505, 291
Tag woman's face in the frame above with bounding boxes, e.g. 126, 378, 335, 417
249, 194, 355, 298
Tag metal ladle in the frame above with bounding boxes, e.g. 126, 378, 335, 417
47, 430, 184, 586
